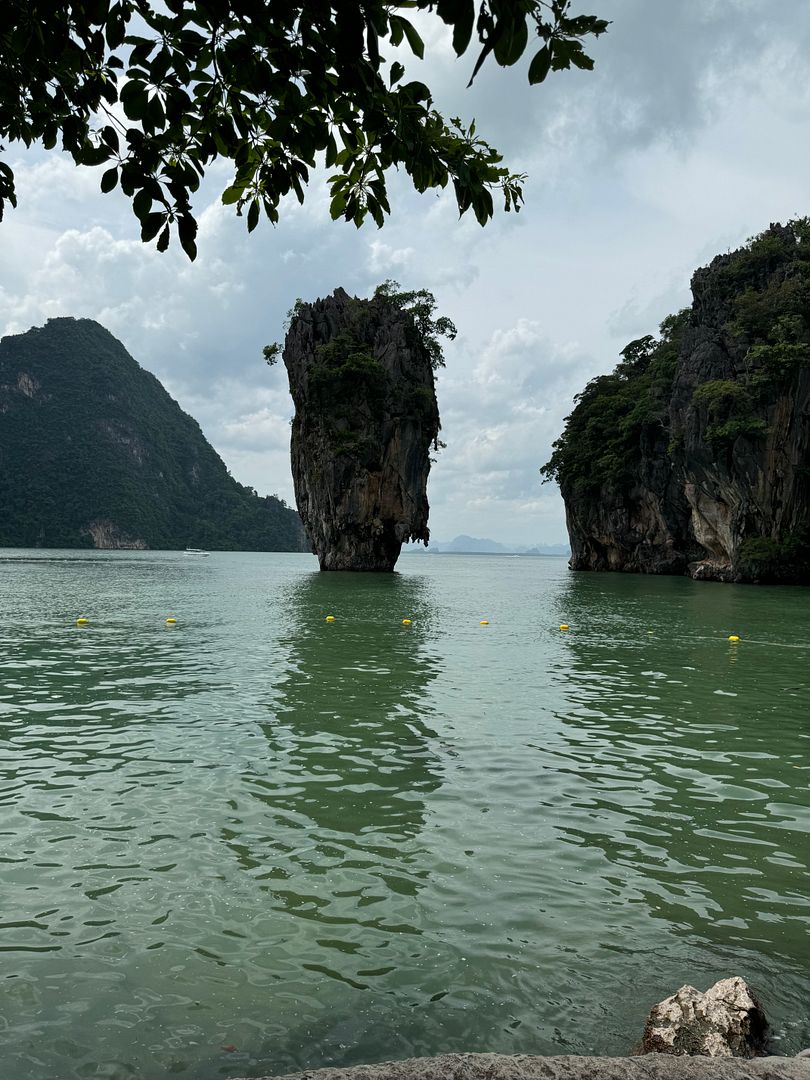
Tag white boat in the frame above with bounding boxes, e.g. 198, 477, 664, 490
184, 547, 210, 557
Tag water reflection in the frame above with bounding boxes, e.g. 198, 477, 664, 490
547, 571, 810, 1011
222, 571, 444, 985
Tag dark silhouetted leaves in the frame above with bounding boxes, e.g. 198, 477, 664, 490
0, 1, 608, 256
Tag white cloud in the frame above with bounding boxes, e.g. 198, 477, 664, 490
367, 240, 415, 275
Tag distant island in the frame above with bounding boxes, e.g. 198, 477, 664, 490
543, 221, 810, 584
403, 535, 570, 556
0, 318, 308, 551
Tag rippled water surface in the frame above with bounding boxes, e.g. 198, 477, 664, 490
1, 550, 809, 1079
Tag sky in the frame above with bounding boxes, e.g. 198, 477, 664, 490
2, 1, 810, 545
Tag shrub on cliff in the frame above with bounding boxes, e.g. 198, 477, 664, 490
540, 310, 688, 494
543, 219, 810, 496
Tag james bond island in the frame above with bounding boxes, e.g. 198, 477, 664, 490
279, 284, 453, 571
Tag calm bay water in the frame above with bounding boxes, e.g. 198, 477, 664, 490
0, 549, 808, 1079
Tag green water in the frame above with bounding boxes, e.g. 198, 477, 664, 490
0, 550, 808, 1079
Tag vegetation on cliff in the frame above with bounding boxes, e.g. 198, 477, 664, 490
542, 220, 810, 583
540, 310, 689, 494
0, 317, 306, 550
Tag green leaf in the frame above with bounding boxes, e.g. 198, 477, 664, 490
105, 3, 127, 50
246, 199, 259, 233
100, 167, 119, 193
121, 81, 149, 121
570, 49, 595, 72
329, 190, 347, 220
391, 16, 424, 59
467, 43, 493, 87
221, 184, 244, 205
140, 211, 165, 241
101, 126, 120, 152
180, 235, 197, 261
156, 224, 170, 252
434, 0, 475, 56
133, 188, 152, 219
528, 46, 552, 85
493, 17, 528, 67
177, 214, 197, 260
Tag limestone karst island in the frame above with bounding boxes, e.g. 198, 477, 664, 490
282, 286, 442, 571
2, 4, 810, 1080
544, 222, 810, 585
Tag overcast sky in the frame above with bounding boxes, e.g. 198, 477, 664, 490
2, 1, 810, 545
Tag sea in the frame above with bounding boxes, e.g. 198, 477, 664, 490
0, 549, 808, 1079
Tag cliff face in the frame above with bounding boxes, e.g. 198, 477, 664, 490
0, 317, 308, 551
547, 222, 810, 583
283, 288, 440, 571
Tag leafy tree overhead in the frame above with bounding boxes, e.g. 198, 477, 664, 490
1, 1, 608, 258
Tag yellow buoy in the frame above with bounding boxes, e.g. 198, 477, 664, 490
325, 615, 335, 622
402, 619, 412, 625
559, 623, 569, 631
75, 617, 89, 626
166, 617, 177, 625
480, 620, 489, 625
728, 634, 740, 642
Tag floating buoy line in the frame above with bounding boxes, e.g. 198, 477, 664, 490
65, 619, 808, 649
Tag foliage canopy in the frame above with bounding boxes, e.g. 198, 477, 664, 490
1, 1, 608, 258
540, 311, 689, 494
266, 280, 456, 370
541, 219, 810, 499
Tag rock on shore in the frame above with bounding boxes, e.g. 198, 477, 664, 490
238, 1052, 809, 1080
637, 978, 769, 1057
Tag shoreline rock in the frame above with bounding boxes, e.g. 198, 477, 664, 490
237, 1052, 810, 1080
637, 978, 769, 1057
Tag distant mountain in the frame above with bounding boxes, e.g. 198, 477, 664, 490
404, 535, 570, 555
442, 534, 506, 553
515, 543, 570, 556
0, 317, 308, 551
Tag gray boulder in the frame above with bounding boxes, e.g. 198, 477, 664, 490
638, 977, 769, 1057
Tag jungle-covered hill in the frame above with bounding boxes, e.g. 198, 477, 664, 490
542, 221, 810, 584
0, 317, 307, 551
